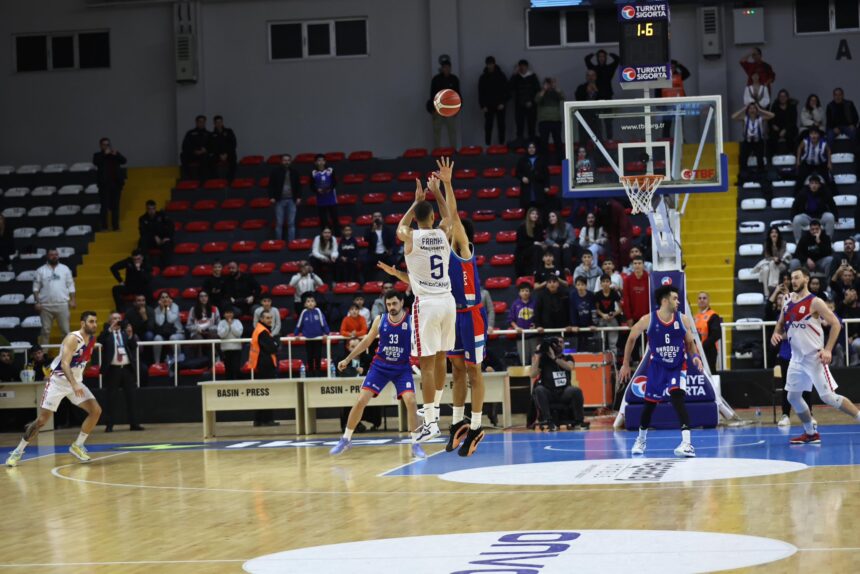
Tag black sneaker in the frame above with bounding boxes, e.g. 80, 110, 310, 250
446, 420, 470, 452
457, 427, 485, 457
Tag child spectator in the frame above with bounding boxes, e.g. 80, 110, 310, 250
335, 224, 360, 283
508, 282, 538, 365
622, 257, 650, 327
579, 212, 607, 259
352, 295, 371, 324
597, 259, 623, 293
294, 294, 330, 376
595, 274, 623, 353
573, 251, 601, 292
217, 307, 244, 380
253, 295, 282, 337
289, 262, 324, 315
534, 251, 568, 290
339, 304, 369, 338
569, 276, 597, 352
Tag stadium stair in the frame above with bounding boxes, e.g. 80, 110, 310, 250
72, 167, 179, 331
680, 142, 739, 365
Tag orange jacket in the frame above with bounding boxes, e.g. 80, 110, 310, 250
340, 315, 368, 338
695, 309, 718, 349
249, 322, 277, 373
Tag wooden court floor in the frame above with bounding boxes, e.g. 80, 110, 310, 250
2, 410, 860, 573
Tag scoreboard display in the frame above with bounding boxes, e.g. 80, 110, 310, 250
618, 1, 672, 90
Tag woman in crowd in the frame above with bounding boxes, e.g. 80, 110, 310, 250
799, 93, 825, 140
768, 89, 798, 156
544, 210, 576, 270
310, 226, 338, 283
335, 224, 360, 283
579, 212, 607, 259
515, 207, 545, 278
753, 225, 788, 295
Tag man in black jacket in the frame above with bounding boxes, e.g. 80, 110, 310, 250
251, 310, 280, 426
208, 115, 238, 181
515, 142, 550, 212
534, 276, 570, 332
530, 336, 586, 430
268, 154, 303, 242
791, 175, 837, 243
180, 115, 210, 180
429, 56, 461, 148
202, 261, 228, 311
93, 137, 127, 231
791, 219, 833, 275
585, 50, 620, 100
124, 294, 155, 342
110, 250, 151, 312
363, 212, 397, 280
224, 260, 261, 316
99, 313, 144, 432
478, 56, 509, 146
509, 59, 540, 143
138, 200, 174, 267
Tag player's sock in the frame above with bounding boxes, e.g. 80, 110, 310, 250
423, 404, 435, 425
681, 429, 691, 444
470, 411, 482, 430
802, 420, 816, 435
637, 428, 647, 440
74, 432, 89, 447
855, 412, 860, 422
433, 390, 444, 411
452, 406, 465, 425
14, 438, 28, 453
343, 428, 354, 440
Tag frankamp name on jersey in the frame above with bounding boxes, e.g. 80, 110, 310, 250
420, 235, 447, 250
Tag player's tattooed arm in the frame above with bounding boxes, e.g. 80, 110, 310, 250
338, 316, 381, 372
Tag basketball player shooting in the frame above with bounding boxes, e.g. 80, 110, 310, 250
396, 176, 457, 443
6, 311, 103, 467
619, 285, 703, 458
770, 268, 860, 445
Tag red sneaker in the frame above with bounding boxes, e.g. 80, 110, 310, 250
790, 432, 821, 445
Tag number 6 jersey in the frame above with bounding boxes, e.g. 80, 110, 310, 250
405, 228, 452, 298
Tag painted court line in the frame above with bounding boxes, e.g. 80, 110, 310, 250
375, 447, 447, 477
543, 440, 767, 453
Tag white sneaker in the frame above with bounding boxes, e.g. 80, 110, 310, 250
631, 437, 646, 455
674, 442, 696, 457
777, 415, 791, 427
5, 449, 23, 467
414, 421, 441, 444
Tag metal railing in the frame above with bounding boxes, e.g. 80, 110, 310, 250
1, 343, 104, 387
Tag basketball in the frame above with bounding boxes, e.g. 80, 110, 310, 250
433, 89, 461, 117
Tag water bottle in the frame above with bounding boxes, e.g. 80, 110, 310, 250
299, 363, 306, 379
329, 361, 337, 378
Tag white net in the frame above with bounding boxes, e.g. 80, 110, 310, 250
620, 174, 665, 215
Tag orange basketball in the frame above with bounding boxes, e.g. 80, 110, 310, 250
433, 89, 461, 117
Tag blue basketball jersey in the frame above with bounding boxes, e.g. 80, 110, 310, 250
449, 246, 482, 308
647, 311, 687, 369
374, 313, 411, 365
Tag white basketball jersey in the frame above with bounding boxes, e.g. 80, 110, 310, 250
783, 294, 824, 357
405, 228, 452, 298
50, 331, 95, 385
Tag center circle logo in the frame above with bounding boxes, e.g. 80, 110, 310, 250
622, 67, 637, 81
621, 5, 636, 19
243, 530, 796, 573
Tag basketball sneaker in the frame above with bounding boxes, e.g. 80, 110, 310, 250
414, 421, 440, 443
329, 437, 352, 456
411, 443, 426, 459
446, 420, 470, 452
777, 415, 790, 427
68, 443, 91, 463
5, 449, 23, 467
631, 437, 646, 455
789, 432, 821, 445
458, 427, 485, 457
674, 442, 696, 457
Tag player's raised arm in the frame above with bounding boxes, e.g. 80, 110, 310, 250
338, 316, 381, 372
396, 179, 426, 245
60, 334, 85, 397
812, 297, 841, 365
376, 261, 409, 284
436, 157, 471, 256
619, 314, 650, 383
682, 314, 704, 372
428, 174, 453, 239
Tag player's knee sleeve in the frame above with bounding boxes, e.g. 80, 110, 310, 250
787, 391, 809, 413
819, 391, 844, 409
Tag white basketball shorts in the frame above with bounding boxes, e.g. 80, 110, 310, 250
40, 374, 95, 412
411, 294, 456, 357
785, 353, 839, 396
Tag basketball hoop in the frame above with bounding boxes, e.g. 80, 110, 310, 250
620, 174, 665, 215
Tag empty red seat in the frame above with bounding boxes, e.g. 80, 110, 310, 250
485, 276, 512, 290
356, 214, 373, 226
432, 147, 456, 157
204, 179, 228, 190
192, 264, 212, 277
278, 359, 304, 374
334, 282, 361, 294
348, 150, 373, 161
232, 240, 257, 253
494, 301, 509, 314
363, 193, 386, 204
181, 287, 199, 300
324, 151, 345, 162
459, 145, 483, 156
516, 275, 535, 287
453, 188, 472, 200
266, 155, 282, 165
176, 180, 199, 190
289, 238, 313, 251
397, 170, 422, 182
231, 178, 255, 189
403, 148, 428, 159
241, 219, 267, 230
317, 284, 330, 294
84, 365, 100, 379
239, 155, 263, 165
260, 239, 285, 252
250, 262, 276, 275
547, 185, 560, 197
477, 187, 502, 199
162, 265, 188, 278
250, 197, 271, 208
258, 177, 270, 187
487, 145, 509, 155
293, 153, 316, 163
454, 168, 477, 179
394, 281, 409, 292
370, 172, 393, 183
202, 242, 227, 253
342, 173, 367, 185
632, 225, 642, 238
362, 281, 383, 294
271, 284, 296, 296
391, 191, 413, 203
221, 198, 246, 209
185, 221, 211, 232
496, 230, 517, 243
473, 210, 495, 221
150, 266, 160, 277
474, 231, 491, 244
506, 186, 520, 198
490, 254, 515, 266
260, 284, 270, 295
339, 194, 357, 205
384, 213, 404, 225
174, 242, 199, 254
174, 221, 183, 231
166, 200, 189, 212
280, 261, 301, 273
338, 215, 353, 226
475, 255, 485, 266
193, 199, 217, 211
548, 165, 562, 176
561, 207, 572, 218
482, 167, 506, 179
148, 363, 169, 377
213, 220, 238, 231
502, 208, 524, 220
299, 216, 321, 228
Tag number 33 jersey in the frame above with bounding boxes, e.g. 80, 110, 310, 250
374, 313, 412, 366
406, 228, 452, 298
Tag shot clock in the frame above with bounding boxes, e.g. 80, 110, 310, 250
618, 1, 672, 91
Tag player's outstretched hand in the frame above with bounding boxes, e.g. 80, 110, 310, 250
692, 356, 704, 372
770, 332, 783, 347
618, 363, 632, 384
337, 360, 348, 373
427, 174, 440, 194
436, 157, 454, 183
818, 348, 832, 366
414, 178, 426, 203
376, 261, 398, 278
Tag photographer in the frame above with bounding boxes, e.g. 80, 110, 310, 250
530, 336, 588, 430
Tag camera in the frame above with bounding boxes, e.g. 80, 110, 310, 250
539, 336, 562, 357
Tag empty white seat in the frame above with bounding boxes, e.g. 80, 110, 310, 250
2, 207, 26, 218
12, 227, 36, 239
771, 155, 795, 166
66, 225, 92, 236
3, 187, 29, 198
736, 318, 765, 331
82, 204, 101, 215
747, 157, 767, 167
833, 241, 845, 252
835, 195, 858, 207
15, 270, 36, 282
70, 162, 96, 172
56, 247, 75, 258
741, 198, 766, 210
738, 268, 758, 281
0, 272, 14, 283
771, 220, 792, 232
0, 317, 21, 329
16, 165, 41, 174
0, 293, 25, 305
739, 244, 764, 256
737, 292, 765, 305
739, 221, 765, 234
25, 294, 35, 304
10, 341, 31, 348
0, 166, 14, 175
37, 226, 64, 238
43, 163, 67, 174
27, 206, 53, 217
771, 197, 794, 209
786, 243, 797, 255
31, 186, 56, 197
55, 205, 81, 216
742, 181, 761, 189
19, 249, 45, 261
832, 153, 855, 164
21, 316, 42, 328
836, 218, 855, 230
84, 184, 99, 195
773, 180, 795, 188
835, 173, 857, 185
58, 185, 83, 196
